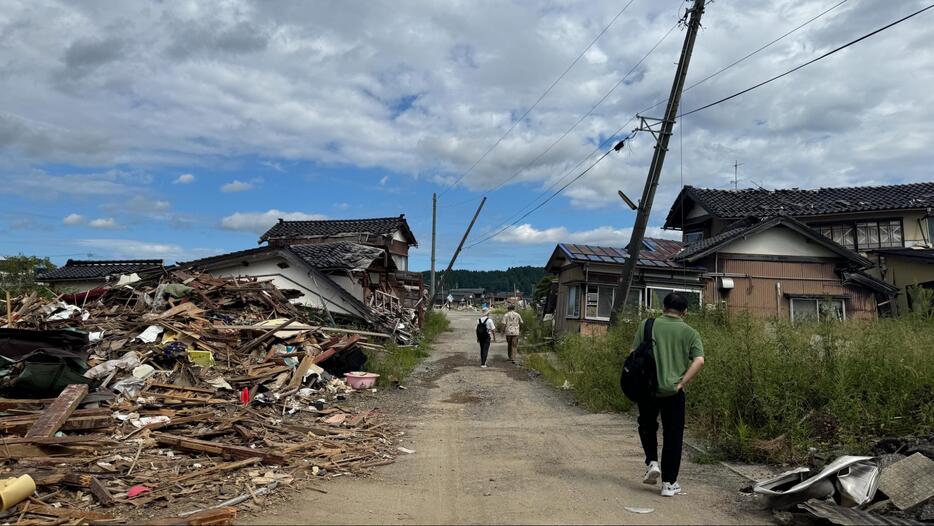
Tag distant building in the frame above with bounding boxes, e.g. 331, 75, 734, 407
36, 259, 164, 292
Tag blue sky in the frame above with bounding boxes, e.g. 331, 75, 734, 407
2, 1, 933, 271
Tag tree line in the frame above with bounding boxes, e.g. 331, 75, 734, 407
423, 266, 546, 296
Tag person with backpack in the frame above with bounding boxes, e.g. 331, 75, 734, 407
630, 292, 705, 497
476, 307, 496, 368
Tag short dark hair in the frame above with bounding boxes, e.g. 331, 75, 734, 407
507, 303, 516, 310
663, 292, 689, 313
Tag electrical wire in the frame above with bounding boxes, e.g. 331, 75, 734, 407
681, 2, 934, 117
638, 0, 850, 116
486, 20, 680, 194
438, 0, 639, 196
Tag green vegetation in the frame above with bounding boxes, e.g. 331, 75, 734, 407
0, 254, 56, 295
525, 308, 934, 464
532, 274, 556, 304
363, 310, 450, 387
424, 266, 545, 296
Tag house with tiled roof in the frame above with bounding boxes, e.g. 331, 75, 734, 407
544, 238, 706, 335
665, 182, 934, 315
36, 259, 164, 292
259, 215, 417, 271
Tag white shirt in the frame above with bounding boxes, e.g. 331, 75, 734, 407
479, 316, 495, 333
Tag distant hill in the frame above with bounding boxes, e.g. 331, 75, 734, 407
422, 266, 546, 296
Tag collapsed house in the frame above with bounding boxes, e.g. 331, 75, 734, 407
35, 260, 164, 293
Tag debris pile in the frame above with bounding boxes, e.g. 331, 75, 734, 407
751, 442, 934, 525
0, 271, 400, 524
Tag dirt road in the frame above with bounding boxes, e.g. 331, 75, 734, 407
247, 311, 770, 525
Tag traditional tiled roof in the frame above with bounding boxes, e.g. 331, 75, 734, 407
554, 238, 704, 271
872, 247, 934, 262
259, 215, 417, 246
673, 216, 873, 268
666, 182, 934, 227
289, 242, 389, 271
36, 259, 163, 282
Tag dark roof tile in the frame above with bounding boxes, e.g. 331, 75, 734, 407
37, 259, 163, 282
260, 215, 417, 245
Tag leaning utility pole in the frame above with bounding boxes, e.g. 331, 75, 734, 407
610, 0, 706, 324
430, 193, 437, 301
431, 197, 486, 311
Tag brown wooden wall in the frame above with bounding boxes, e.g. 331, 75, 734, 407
703, 256, 877, 320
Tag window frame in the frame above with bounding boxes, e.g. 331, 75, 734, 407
789, 297, 847, 322
683, 230, 704, 244
565, 284, 581, 319
584, 284, 616, 321
814, 218, 905, 251
645, 286, 702, 311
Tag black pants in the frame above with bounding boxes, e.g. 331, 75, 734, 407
637, 390, 685, 483
478, 337, 490, 365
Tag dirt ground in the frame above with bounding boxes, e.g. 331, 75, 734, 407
243, 311, 773, 525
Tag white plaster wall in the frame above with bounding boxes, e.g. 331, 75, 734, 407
724, 227, 837, 257
329, 274, 364, 301
392, 230, 407, 243
391, 254, 408, 271
206, 257, 361, 317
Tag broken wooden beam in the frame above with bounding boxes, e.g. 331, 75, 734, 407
152, 432, 286, 465
24, 384, 89, 438
143, 507, 237, 526
89, 476, 115, 507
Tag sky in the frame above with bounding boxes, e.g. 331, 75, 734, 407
2, 0, 933, 271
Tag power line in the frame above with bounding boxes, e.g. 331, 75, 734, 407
438, 0, 639, 196
466, 134, 634, 249
638, 0, 850, 115
486, 20, 680, 194
681, 3, 934, 117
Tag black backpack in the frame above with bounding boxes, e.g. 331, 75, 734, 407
476, 317, 490, 342
620, 318, 657, 403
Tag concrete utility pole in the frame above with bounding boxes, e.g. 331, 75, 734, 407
610, 0, 706, 324
430, 193, 437, 302
431, 197, 486, 311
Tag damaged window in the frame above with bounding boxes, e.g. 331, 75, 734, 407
790, 298, 845, 322
584, 285, 615, 321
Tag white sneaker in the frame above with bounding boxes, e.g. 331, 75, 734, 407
642, 461, 661, 485
480, 364, 488, 368
661, 482, 681, 497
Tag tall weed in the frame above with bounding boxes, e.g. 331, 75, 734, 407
364, 310, 451, 387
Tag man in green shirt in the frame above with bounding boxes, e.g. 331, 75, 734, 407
631, 293, 705, 497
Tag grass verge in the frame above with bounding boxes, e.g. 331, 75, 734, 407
524, 308, 934, 464
363, 310, 450, 387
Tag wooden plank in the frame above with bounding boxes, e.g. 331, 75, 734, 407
25, 385, 89, 438
20, 503, 113, 521
152, 432, 286, 465
0, 398, 57, 410
163, 457, 261, 487
287, 355, 315, 390
144, 507, 237, 526
89, 476, 115, 507
146, 382, 216, 394
0, 434, 109, 445
236, 318, 295, 354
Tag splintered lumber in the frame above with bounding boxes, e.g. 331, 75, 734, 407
0, 434, 109, 446
152, 432, 286, 465
0, 398, 58, 410
144, 507, 237, 526
287, 355, 315, 390
89, 476, 115, 507
312, 335, 365, 365
20, 503, 113, 521
24, 384, 89, 438
237, 318, 295, 354
163, 457, 262, 487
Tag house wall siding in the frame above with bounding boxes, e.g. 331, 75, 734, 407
708, 257, 877, 319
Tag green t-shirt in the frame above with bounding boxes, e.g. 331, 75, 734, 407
632, 314, 704, 397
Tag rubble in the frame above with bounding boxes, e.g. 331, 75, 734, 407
0, 270, 403, 523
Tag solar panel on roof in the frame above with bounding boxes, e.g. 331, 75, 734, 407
587, 254, 602, 262
591, 247, 607, 256
600, 256, 615, 263
643, 239, 658, 251
579, 245, 595, 255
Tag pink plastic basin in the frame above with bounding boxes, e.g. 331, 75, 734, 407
344, 371, 380, 389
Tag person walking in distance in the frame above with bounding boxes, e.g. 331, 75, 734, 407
633, 293, 705, 497
502, 303, 523, 364
476, 307, 496, 368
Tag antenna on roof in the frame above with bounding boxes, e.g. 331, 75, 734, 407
732, 160, 744, 190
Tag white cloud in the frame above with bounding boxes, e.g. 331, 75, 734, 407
334, 202, 350, 210
63, 213, 85, 225
220, 180, 255, 192
174, 173, 195, 184
75, 238, 194, 262
219, 209, 327, 234
89, 217, 119, 229
492, 223, 678, 246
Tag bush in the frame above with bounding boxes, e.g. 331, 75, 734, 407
526, 309, 934, 463
363, 310, 450, 387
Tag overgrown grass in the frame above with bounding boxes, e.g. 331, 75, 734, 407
526, 308, 934, 463
363, 310, 451, 387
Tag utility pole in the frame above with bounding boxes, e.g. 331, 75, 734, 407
610, 0, 706, 324
733, 160, 743, 190
431, 197, 486, 311
430, 193, 437, 302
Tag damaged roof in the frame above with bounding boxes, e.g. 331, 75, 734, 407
289, 242, 391, 271
259, 215, 417, 246
36, 259, 164, 282
666, 182, 934, 228
674, 215, 874, 268
546, 238, 705, 272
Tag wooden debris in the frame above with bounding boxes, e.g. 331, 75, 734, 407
152, 433, 286, 465
25, 385, 89, 438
